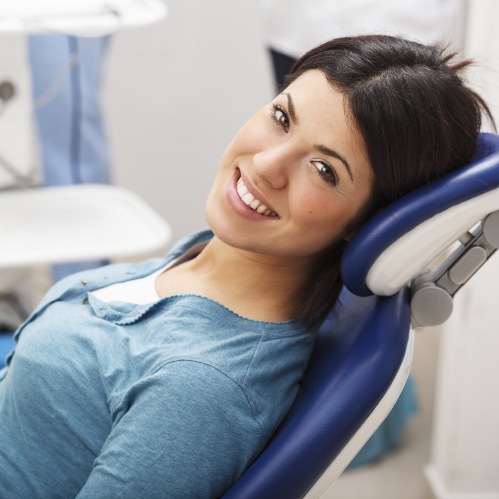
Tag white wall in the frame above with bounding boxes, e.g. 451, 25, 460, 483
104, 0, 273, 247
425, 2, 499, 496
463, 0, 499, 130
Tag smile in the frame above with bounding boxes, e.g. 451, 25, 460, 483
236, 177, 278, 217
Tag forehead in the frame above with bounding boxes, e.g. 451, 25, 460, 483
283, 70, 357, 137
286, 69, 342, 100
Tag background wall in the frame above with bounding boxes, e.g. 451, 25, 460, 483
463, 0, 499, 130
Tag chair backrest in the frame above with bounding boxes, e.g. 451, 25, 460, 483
222, 132, 499, 499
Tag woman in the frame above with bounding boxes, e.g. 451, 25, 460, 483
0, 35, 493, 497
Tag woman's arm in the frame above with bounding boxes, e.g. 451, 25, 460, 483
77, 360, 263, 499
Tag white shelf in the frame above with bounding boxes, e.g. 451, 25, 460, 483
0, 0, 167, 35
0, 184, 171, 267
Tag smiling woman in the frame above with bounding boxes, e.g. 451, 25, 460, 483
202, 69, 373, 324
0, 35, 494, 498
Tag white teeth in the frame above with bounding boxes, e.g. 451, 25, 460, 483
236, 176, 276, 217
241, 193, 254, 204
237, 180, 248, 195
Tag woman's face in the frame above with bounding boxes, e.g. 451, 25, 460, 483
205, 69, 373, 263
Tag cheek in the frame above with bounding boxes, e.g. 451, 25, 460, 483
293, 190, 341, 226
293, 190, 361, 243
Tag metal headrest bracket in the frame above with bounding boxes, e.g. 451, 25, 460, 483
410, 210, 499, 327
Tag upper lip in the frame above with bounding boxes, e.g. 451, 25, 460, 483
237, 168, 279, 216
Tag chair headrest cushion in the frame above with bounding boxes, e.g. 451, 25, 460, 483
341, 133, 499, 296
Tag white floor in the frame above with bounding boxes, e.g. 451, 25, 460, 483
328, 326, 441, 499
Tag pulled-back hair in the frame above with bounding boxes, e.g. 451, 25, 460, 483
285, 35, 494, 328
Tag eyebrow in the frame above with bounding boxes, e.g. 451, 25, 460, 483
282, 92, 354, 181
282, 92, 298, 125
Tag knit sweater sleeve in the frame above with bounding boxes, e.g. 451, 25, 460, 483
76, 360, 263, 499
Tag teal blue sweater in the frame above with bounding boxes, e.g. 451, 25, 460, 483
0, 230, 314, 498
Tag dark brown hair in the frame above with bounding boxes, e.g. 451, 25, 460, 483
285, 35, 494, 329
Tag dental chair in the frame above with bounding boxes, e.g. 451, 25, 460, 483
222, 132, 499, 499
1, 134, 498, 495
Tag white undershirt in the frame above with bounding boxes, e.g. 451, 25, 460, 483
91, 241, 207, 305
92, 263, 171, 305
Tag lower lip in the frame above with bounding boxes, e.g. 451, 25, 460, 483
226, 170, 277, 221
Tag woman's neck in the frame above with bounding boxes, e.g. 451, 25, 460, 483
156, 236, 313, 323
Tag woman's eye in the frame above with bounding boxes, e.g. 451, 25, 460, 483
271, 105, 290, 130
311, 160, 339, 186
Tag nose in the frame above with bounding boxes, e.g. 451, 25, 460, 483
253, 144, 292, 189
